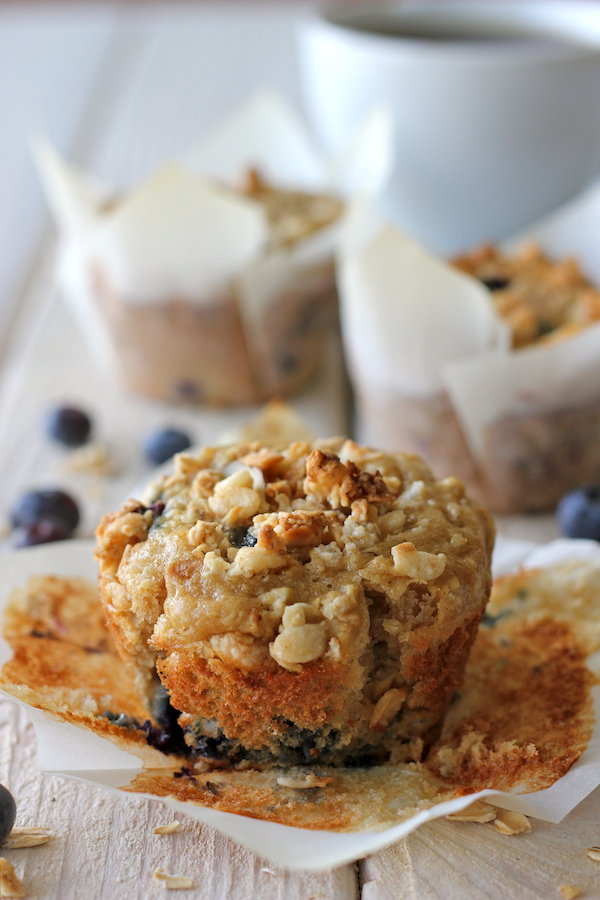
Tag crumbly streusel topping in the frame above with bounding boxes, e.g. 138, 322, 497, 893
453, 242, 600, 349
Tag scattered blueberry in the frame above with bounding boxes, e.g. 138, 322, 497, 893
13, 517, 72, 548
45, 405, 92, 447
10, 489, 80, 534
143, 429, 192, 466
0, 783, 16, 845
557, 485, 600, 540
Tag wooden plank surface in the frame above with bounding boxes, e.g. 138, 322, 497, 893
0, 4, 597, 899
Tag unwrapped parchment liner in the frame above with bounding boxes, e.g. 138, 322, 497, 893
35, 92, 393, 405
1, 537, 600, 871
339, 189, 600, 512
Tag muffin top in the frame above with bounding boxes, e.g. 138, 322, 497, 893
453, 242, 600, 349
96, 438, 494, 684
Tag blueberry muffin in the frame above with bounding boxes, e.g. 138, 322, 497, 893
452, 243, 600, 512
89, 170, 342, 406
95, 439, 494, 767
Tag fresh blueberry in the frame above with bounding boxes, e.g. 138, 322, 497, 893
143, 429, 192, 466
10, 489, 80, 534
45, 406, 92, 447
0, 783, 16, 845
13, 517, 72, 548
557, 485, 600, 540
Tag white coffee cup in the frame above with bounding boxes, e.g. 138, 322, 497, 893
298, 2, 600, 254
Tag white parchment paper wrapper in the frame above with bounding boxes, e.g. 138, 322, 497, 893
444, 324, 600, 461
440, 183, 600, 511
338, 201, 509, 398
340, 191, 600, 511
1, 536, 599, 871
444, 179, 600, 499
35, 92, 393, 404
337, 201, 509, 495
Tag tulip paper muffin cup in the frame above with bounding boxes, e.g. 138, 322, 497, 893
339, 189, 600, 512
35, 92, 392, 407
1, 537, 600, 870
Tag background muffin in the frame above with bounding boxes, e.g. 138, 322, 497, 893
339, 205, 600, 514
95, 439, 494, 767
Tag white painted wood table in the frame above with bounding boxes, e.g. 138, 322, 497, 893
0, 3, 599, 898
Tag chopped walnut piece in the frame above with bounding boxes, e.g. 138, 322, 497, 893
391, 542, 446, 580
153, 821, 182, 835
276, 773, 332, 788
493, 811, 532, 835
256, 510, 335, 552
269, 602, 329, 672
559, 885, 581, 900
240, 449, 285, 476
586, 846, 600, 861
153, 868, 194, 889
191, 469, 222, 499
0, 858, 26, 898
3, 828, 52, 848
304, 450, 392, 508
208, 469, 262, 524
446, 800, 497, 823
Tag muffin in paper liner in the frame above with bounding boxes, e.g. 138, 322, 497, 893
94, 438, 494, 768
337, 208, 509, 505
338, 190, 600, 513
1, 537, 600, 870
35, 92, 392, 406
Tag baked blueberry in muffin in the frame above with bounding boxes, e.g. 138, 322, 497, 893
95, 439, 494, 767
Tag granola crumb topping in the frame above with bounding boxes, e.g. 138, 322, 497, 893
303, 449, 393, 508
453, 241, 600, 349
